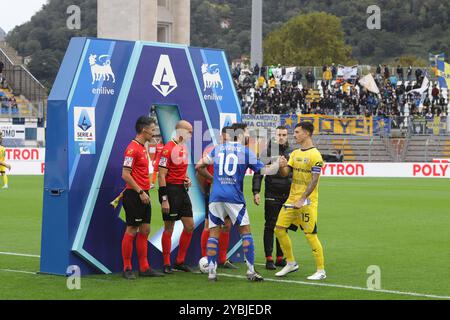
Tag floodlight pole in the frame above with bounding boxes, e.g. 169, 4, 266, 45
251, 0, 263, 71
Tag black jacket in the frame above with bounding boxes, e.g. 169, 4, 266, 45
252, 140, 294, 199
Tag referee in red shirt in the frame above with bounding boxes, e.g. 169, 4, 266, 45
158, 120, 195, 274
121, 116, 164, 279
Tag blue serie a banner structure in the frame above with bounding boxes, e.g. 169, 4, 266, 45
40, 37, 243, 275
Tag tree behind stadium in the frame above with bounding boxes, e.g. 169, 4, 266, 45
263, 12, 355, 66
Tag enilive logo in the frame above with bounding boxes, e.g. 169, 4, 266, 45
201, 64, 223, 91
152, 55, 177, 97
201, 63, 223, 101
89, 54, 115, 95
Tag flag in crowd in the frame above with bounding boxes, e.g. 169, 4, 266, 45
436, 61, 450, 89
358, 73, 380, 95
430, 52, 448, 89
407, 75, 430, 95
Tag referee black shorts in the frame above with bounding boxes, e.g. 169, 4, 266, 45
123, 189, 151, 227
204, 184, 211, 220
163, 184, 193, 221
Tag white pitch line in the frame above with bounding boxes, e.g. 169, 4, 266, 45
1, 265, 449, 299
217, 273, 450, 300
0, 269, 37, 275
0, 251, 40, 258
1, 252, 448, 299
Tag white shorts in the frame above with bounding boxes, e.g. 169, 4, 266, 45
208, 202, 250, 228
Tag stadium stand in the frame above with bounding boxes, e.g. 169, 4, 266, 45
0, 41, 46, 119
234, 63, 449, 163
234, 64, 448, 119
404, 135, 450, 162
0, 87, 34, 117
0, 41, 23, 65
312, 135, 394, 162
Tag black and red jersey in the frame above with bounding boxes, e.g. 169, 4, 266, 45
152, 142, 164, 170
123, 140, 150, 190
158, 139, 189, 185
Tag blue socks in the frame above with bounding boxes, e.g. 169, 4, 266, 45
207, 237, 219, 271
242, 233, 255, 273
208, 234, 255, 274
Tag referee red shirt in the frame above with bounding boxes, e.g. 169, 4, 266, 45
123, 140, 150, 190
203, 145, 215, 185
152, 142, 164, 170
159, 139, 188, 184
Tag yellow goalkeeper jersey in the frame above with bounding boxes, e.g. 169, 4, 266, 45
286, 147, 324, 205
0, 145, 6, 171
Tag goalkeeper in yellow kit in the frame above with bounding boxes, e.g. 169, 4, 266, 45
275, 121, 326, 280
0, 133, 11, 189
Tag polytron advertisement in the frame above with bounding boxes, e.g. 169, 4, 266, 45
41, 38, 242, 275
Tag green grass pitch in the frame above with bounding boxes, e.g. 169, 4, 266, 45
0, 176, 449, 300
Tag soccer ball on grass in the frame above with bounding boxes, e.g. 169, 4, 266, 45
198, 256, 209, 273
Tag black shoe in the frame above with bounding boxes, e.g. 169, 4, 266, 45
218, 260, 238, 269
173, 263, 195, 272
275, 258, 287, 267
123, 269, 136, 280
247, 270, 264, 282
163, 265, 173, 274
139, 268, 164, 277
265, 260, 276, 270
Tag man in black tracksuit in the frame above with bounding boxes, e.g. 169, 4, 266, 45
252, 126, 297, 270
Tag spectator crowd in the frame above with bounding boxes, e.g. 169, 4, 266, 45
0, 60, 19, 114
232, 63, 448, 128
1, 94, 18, 113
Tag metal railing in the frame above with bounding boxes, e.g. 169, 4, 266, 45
401, 136, 410, 162
233, 65, 439, 83
381, 134, 403, 161
0, 47, 47, 119
368, 137, 373, 162
423, 136, 445, 162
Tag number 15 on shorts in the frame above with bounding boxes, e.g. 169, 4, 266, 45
300, 213, 310, 222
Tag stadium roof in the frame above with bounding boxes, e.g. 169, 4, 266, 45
0, 27, 6, 40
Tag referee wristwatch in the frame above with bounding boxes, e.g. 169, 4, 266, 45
161, 195, 168, 201
138, 190, 144, 195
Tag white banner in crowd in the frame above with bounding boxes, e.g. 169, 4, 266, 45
242, 114, 281, 130
337, 66, 358, 80
282, 67, 297, 82
271, 68, 283, 80
3, 148, 45, 175
246, 161, 450, 178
